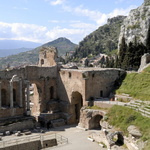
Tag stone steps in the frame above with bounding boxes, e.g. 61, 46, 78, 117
126, 101, 150, 118
51, 119, 65, 127
39, 112, 62, 121
138, 108, 150, 115
143, 107, 150, 112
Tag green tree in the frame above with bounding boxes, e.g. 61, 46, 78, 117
146, 24, 150, 53
118, 36, 127, 68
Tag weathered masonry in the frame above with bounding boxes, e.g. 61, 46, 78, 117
0, 46, 125, 129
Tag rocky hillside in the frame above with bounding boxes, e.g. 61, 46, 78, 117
118, 0, 150, 46
72, 16, 126, 60
0, 37, 77, 69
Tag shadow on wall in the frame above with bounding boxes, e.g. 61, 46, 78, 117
113, 71, 127, 93
57, 73, 70, 103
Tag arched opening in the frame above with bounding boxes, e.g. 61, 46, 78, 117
114, 133, 124, 146
13, 89, 17, 106
109, 132, 124, 146
89, 114, 103, 129
68, 72, 71, 78
50, 86, 54, 99
1, 89, 7, 107
71, 92, 83, 123
13, 89, 16, 102
31, 83, 42, 115
100, 90, 103, 97
41, 59, 44, 65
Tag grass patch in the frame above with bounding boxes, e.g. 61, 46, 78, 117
116, 66, 150, 101
107, 105, 150, 149
86, 105, 108, 111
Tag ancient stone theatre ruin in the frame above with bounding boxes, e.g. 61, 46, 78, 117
0, 46, 125, 130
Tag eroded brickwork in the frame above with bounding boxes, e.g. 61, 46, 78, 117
0, 46, 126, 127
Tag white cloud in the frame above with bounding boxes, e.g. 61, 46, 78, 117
0, 2, 138, 44
62, 4, 138, 26
46, 26, 92, 43
0, 22, 91, 43
0, 22, 48, 43
50, 0, 65, 6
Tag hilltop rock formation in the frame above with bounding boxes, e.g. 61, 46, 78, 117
72, 15, 126, 59
119, 0, 150, 46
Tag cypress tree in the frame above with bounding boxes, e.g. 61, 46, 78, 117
118, 36, 127, 68
146, 23, 150, 53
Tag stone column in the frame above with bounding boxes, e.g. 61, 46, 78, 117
0, 82, 1, 109
26, 81, 30, 110
19, 79, 23, 107
10, 81, 13, 108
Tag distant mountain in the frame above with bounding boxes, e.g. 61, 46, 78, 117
72, 16, 126, 60
0, 48, 32, 57
35, 37, 77, 56
0, 37, 77, 69
0, 40, 41, 49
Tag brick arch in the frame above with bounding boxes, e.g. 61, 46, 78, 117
89, 114, 103, 129
78, 109, 105, 129
71, 91, 83, 123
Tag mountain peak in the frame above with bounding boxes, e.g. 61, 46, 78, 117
107, 15, 126, 25
53, 37, 72, 43
144, 0, 150, 5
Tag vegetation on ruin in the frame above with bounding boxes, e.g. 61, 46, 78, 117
107, 105, 150, 150
116, 66, 150, 101
86, 105, 109, 111
71, 16, 125, 60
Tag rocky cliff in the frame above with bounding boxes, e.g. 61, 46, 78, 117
119, 0, 150, 46
72, 16, 126, 60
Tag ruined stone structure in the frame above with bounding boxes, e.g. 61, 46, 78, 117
78, 108, 106, 129
0, 46, 125, 130
138, 53, 150, 72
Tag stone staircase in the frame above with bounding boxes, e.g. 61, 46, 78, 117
127, 100, 150, 117
39, 100, 66, 128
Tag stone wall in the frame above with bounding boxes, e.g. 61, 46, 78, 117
1, 140, 41, 150
0, 138, 58, 150
42, 139, 57, 148
94, 101, 113, 109
38, 46, 58, 67
57, 69, 86, 103
0, 108, 24, 118
85, 69, 125, 101
0, 119, 35, 133
138, 53, 150, 72
0, 66, 57, 80
78, 108, 106, 129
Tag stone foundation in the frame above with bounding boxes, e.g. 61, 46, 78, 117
0, 117, 35, 133
78, 108, 106, 129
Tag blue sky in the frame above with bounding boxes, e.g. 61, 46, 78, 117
0, 0, 144, 44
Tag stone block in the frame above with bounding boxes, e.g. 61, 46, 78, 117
15, 131, 22, 136
127, 125, 142, 138
5, 131, 10, 135
0, 133, 4, 136
24, 131, 32, 135
51, 119, 65, 127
